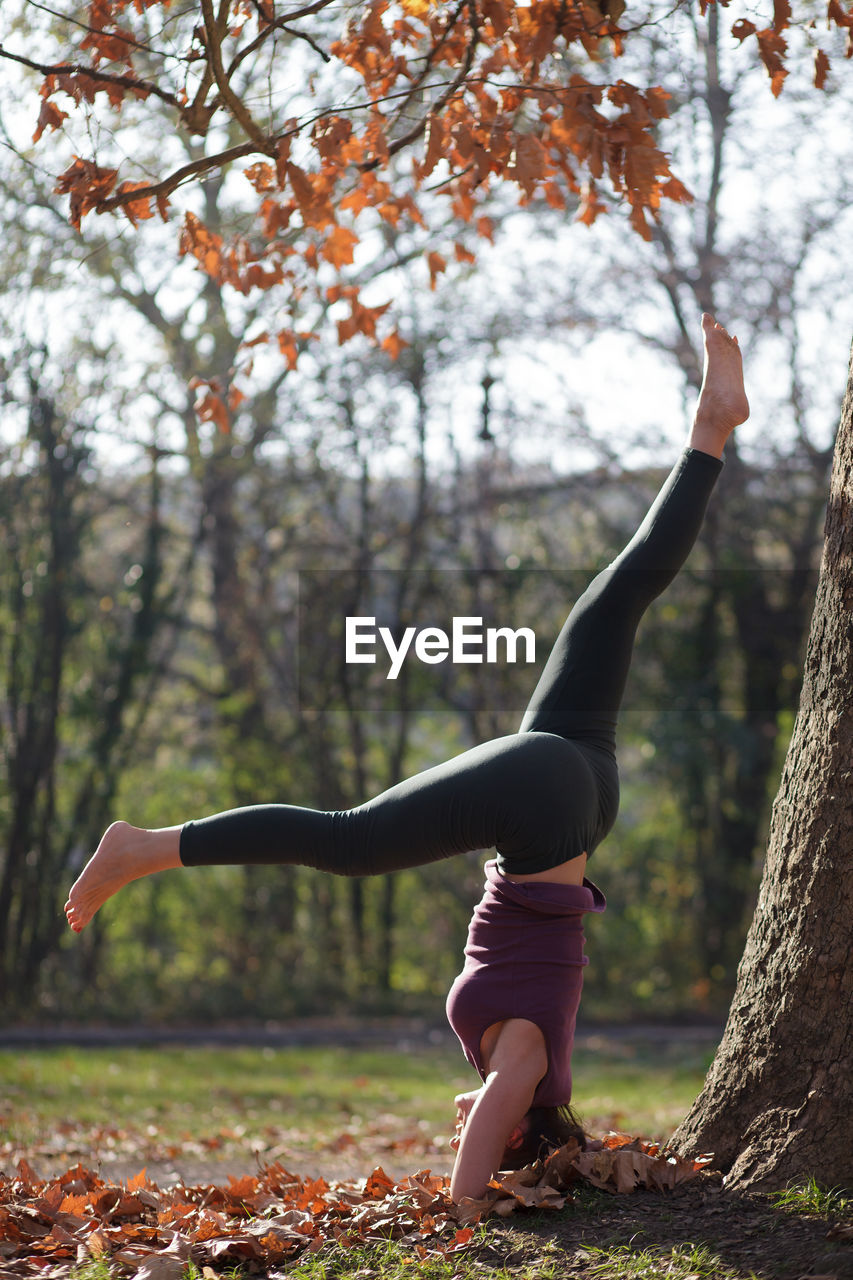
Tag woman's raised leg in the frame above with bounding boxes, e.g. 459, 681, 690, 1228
517, 314, 748, 754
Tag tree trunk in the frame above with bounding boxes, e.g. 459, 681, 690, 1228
672, 341, 853, 1190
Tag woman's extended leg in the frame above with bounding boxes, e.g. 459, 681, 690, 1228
65, 315, 748, 931
519, 313, 747, 757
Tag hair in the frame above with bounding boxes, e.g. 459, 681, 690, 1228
500, 1103, 587, 1170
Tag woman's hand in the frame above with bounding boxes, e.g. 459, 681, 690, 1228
451, 1089, 481, 1150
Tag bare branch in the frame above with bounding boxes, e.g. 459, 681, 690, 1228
200, 0, 269, 148
279, 23, 331, 63
226, 0, 338, 79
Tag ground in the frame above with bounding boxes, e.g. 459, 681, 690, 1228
483, 1179, 853, 1280
1, 1027, 851, 1280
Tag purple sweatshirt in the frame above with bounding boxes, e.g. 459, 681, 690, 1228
445, 860, 606, 1107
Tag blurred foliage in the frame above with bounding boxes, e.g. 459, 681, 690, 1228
0, 383, 820, 1023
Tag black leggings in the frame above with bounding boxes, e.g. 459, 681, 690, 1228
180, 447, 723, 876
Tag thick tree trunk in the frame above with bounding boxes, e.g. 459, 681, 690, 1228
672, 342, 853, 1189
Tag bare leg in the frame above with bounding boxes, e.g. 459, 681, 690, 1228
64, 822, 181, 933
689, 313, 750, 457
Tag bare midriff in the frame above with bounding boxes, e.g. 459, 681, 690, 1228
502, 851, 588, 886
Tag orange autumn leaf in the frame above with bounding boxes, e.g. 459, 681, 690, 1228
241, 331, 270, 349
427, 251, 447, 290
244, 162, 277, 192
660, 175, 693, 203
190, 379, 230, 433
774, 0, 792, 30
277, 329, 301, 370
33, 97, 68, 143
756, 27, 789, 94
578, 180, 608, 225
419, 113, 446, 181
321, 225, 358, 267
363, 1166, 396, 1198
507, 133, 547, 196
381, 330, 409, 359
116, 180, 154, 226
54, 156, 118, 229
179, 211, 223, 277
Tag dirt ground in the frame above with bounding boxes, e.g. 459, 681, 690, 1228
482, 1175, 853, 1280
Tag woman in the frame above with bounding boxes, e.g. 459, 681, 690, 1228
65, 314, 748, 1202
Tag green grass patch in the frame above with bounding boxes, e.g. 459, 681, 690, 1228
0, 1037, 715, 1161
0, 1043, 468, 1149
585, 1242, 758, 1280
570, 1039, 715, 1141
69, 1261, 113, 1280
287, 1233, 558, 1280
768, 1174, 851, 1217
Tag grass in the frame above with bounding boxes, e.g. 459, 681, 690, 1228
283, 1232, 555, 1280
3, 1034, 851, 1280
70, 1262, 112, 1280
768, 1174, 851, 1217
0, 1036, 717, 1158
0, 1043, 470, 1162
585, 1242, 761, 1280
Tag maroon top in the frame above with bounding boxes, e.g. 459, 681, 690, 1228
445, 860, 606, 1107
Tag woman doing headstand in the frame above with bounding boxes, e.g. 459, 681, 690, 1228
65, 314, 749, 1202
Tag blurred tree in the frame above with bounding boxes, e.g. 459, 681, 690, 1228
6, 0, 850, 407
0, 354, 182, 1010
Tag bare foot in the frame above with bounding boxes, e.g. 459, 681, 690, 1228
690, 313, 750, 458
64, 821, 182, 932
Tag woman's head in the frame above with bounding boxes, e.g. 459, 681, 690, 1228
500, 1103, 586, 1170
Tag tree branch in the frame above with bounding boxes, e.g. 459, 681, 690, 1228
226, 0, 338, 79
383, 0, 481, 164
22, 0, 186, 62
94, 137, 269, 211
0, 44, 182, 110
200, 0, 269, 148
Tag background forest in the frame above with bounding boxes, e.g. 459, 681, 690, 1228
1, 0, 852, 1029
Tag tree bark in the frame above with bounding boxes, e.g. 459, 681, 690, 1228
672, 340, 853, 1189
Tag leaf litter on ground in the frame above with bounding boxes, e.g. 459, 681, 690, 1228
0, 1134, 711, 1277
1, 1112, 446, 1182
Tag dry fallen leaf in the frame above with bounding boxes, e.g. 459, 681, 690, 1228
0, 1134, 712, 1274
